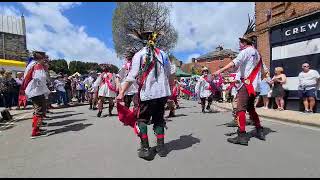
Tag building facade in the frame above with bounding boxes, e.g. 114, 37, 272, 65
181, 46, 238, 75
0, 15, 28, 61
250, 2, 320, 98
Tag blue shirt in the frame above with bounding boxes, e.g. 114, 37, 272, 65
259, 77, 271, 95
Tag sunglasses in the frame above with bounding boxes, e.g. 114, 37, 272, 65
302, 66, 309, 68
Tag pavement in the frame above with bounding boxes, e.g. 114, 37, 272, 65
1, 100, 320, 177
214, 102, 320, 128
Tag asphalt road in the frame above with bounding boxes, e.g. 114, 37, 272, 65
0, 100, 320, 178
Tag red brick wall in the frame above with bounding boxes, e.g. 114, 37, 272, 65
182, 57, 233, 74
254, 2, 320, 70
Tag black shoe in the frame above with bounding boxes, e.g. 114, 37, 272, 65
39, 128, 47, 132
41, 122, 48, 127
89, 104, 92, 110
137, 139, 153, 160
226, 120, 238, 127
97, 111, 102, 117
92, 107, 97, 110
138, 147, 153, 160
227, 131, 248, 146
255, 127, 266, 141
202, 108, 205, 113
176, 105, 180, 109
30, 131, 48, 139
167, 111, 175, 118
156, 139, 167, 157
206, 105, 210, 110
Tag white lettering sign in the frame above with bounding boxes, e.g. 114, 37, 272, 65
284, 20, 319, 37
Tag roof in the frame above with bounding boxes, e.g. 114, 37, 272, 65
196, 48, 238, 61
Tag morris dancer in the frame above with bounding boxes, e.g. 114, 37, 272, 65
116, 48, 139, 109
213, 35, 265, 146
93, 65, 117, 117
84, 71, 97, 110
195, 67, 221, 113
21, 51, 51, 138
117, 30, 175, 160
166, 58, 177, 118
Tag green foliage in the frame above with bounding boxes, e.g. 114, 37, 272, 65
49, 59, 70, 75
49, 59, 117, 75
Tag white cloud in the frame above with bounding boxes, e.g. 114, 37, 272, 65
171, 2, 255, 53
1, 3, 123, 67
0, 6, 20, 16
186, 53, 201, 63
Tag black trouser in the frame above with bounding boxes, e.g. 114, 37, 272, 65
3, 92, 13, 108
77, 90, 85, 103
200, 94, 213, 109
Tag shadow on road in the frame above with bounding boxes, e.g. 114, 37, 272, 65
165, 133, 200, 155
48, 119, 87, 127
223, 127, 277, 138
50, 113, 84, 119
48, 110, 75, 115
247, 127, 277, 140
47, 123, 93, 136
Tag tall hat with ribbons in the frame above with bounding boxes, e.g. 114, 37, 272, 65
127, 29, 163, 47
239, 14, 255, 45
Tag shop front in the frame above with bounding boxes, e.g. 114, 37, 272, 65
270, 11, 320, 99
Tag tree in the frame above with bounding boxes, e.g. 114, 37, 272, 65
112, 2, 178, 58
49, 59, 70, 75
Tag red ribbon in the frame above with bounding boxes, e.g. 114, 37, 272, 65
242, 59, 262, 96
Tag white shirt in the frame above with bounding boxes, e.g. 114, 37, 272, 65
232, 46, 261, 91
117, 63, 138, 96
54, 79, 66, 92
93, 72, 117, 97
298, 69, 320, 90
24, 62, 51, 99
195, 75, 212, 98
125, 47, 172, 101
15, 78, 23, 85
83, 76, 95, 89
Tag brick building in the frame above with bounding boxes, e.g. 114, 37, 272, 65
181, 45, 238, 74
248, 2, 320, 98
0, 15, 28, 61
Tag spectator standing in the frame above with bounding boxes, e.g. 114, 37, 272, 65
298, 63, 320, 113
75, 75, 85, 103
0, 69, 6, 107
271, 67, 287, 111
2, 71, 18, 110
54, 74, 68, 106
256, 72, 272, 109
15, 72, 27, 110
64, 75, 72, 104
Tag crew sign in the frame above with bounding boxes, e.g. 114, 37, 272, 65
271, 12, 320, 45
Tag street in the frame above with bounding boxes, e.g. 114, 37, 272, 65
0, 99, 320, 178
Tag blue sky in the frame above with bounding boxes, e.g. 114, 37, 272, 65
0, 2, 254, 67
